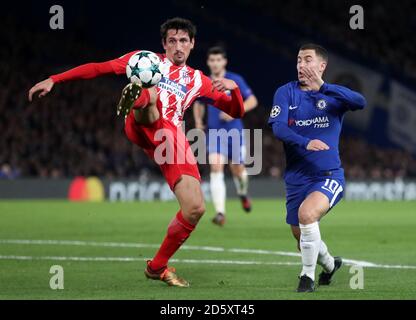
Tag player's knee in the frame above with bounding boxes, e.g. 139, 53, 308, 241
194, 202, 206, 217
185, 201, 205, 222
298, 207, 318, 225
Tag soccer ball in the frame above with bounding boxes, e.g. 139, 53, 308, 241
126, 51, 162, 88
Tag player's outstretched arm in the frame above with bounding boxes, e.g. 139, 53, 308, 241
28, 51, 138, 102
200, 77, 245, 119
28, 61, 115, 101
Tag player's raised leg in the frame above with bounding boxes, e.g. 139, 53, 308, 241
145, 175, 205, 287
119, 83, 198, 287
229, 163, 251, 212
209, 153, 227, 226
117, 82, 160, 125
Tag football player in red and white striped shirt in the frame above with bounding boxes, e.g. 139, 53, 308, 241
28, 17, 245, 287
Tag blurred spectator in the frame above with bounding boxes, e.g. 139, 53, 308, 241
235, 0, 416, 82
0, 164, 20, 179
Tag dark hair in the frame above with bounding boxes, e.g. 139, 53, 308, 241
207, 46, 227, 59
299, 43, 329, 62
160, 17, 196, 43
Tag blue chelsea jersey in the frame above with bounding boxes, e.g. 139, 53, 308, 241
207, 71, 253, 131
268, 81, 366, 184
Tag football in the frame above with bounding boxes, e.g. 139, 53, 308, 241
126, 51, 162, 88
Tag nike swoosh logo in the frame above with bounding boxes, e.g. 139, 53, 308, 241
289, 106, 298, 110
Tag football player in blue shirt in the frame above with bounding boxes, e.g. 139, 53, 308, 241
268, 44, 366, 292
194, 47, 258, 226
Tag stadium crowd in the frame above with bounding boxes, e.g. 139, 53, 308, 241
1, 6, 416, 180
236, 0, 416, 83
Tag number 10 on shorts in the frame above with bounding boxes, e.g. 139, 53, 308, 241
322, 179, 340, 194
321, 179, 344, 208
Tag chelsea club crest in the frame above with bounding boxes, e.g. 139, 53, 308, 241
316, 99, 328, 110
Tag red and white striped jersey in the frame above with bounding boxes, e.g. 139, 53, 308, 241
110, 51, 219, 127
50, 50, 243, 127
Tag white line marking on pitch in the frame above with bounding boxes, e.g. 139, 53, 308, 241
0, 239, 415, 270
0, 255, 302, 266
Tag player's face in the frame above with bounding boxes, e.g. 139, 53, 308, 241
297, 49, 327, 84
207, 54, 227, 76
163, 29, 195, 66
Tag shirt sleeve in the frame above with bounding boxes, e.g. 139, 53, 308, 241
268, 86, 289, 126
108, 50, 140, 75
49, 62, 115, 83
49, 51, 140, 83
319, 83, 367, 111
268, 86, 310, 149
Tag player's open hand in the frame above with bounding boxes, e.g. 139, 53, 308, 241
212, 79, 238, 92
306, 139, 330, 151
28, 78, 54, 102
302, 67, 324, 91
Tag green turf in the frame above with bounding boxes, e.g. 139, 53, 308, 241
0, 199, 415, 300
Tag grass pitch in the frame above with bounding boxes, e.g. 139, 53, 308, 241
0, 199, 415, 300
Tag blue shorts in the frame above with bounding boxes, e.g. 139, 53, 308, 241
285, 175, 345, 226
207, 128, 246, 164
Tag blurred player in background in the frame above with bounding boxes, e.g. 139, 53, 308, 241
193, 47, 258, 226
268, 44, 366, 292
28, 17, 245, 287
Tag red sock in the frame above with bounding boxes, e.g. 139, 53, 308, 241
133, 88, 150, 109
149, 211, 196, 272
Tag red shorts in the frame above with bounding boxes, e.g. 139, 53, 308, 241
124, 112, 201, 191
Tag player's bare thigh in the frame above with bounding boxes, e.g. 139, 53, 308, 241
133, 86, 160, 125
298, 191, 330, 225
209, 153, 227, 173
174, 175, 205, 225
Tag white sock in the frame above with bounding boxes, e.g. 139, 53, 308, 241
299, 222, 321, 281
233, 168, 248, 196
210, 172, 226, 214
317, 240, 335, 273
